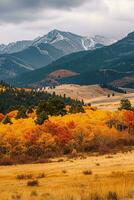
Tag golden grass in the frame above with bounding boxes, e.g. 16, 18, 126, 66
0, 151, 134, 200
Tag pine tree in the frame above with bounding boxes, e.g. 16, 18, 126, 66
69, 103, 85, 114
2, 116, 12, 124
35, 111, 48, 125
16, 106, 27, 119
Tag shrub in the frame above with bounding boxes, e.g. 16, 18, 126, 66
11, 193, 21, 200
83, 170, 92, 175
16, 174, 33, 180
90, 193, 102, 200
62, 170, 67, 174
88, 134, 117, 154
107, 192, 119, 200
0, 156, 14, 165
27, 180, 39, 187
30, 191, 38, 197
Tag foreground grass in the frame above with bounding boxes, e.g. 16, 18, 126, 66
0, 151, 134, 200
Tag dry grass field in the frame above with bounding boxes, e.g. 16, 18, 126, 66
44, 84, 134, 110
0, 151, 134, 200
44, 84, 120, 102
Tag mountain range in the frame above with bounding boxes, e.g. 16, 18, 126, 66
10, 31, 134, 88
0, 30, 115, 80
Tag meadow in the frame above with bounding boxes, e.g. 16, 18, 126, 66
0, 151, 134, 200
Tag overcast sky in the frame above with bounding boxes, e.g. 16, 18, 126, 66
0, 0, 134, 44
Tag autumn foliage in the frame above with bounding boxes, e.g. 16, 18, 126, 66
0, 106, 134, 165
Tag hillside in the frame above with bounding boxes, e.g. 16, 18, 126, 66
0, 54, 33, 80
10, 31, 134, 88
44, 84, 121, 101
11, 43, 64, 69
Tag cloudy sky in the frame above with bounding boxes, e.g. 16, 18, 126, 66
0, 0, 134, 44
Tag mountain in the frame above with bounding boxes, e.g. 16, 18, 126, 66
11, 43, 64, 69
0, 30, 116, 55
0, 30, 116, 81
0, 54, 33, 80
0, 40, 65, 80
0, 40, 32, 54
10, 31, 134, 88
33, 29, 116, 55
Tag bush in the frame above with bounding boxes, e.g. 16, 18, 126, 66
16, 174, 33, 180
107, 192, 119, 200
0, 156, 14, 165
88, 134, 117, 154
27, 180, 39, 187
83, 170, 92, 175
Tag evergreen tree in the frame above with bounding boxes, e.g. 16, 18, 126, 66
46, 97, 67, 116
69, 103, 85, 114
16, 106, 27, 119
2, 116, 12, 124
35, 111, 48, 125
36, 101, 47, 115
27, 106, 34, 114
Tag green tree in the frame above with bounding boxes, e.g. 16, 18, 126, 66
35, 111, 48, 125
69, 103, 85, 114
2, 116, 12, 124
119, 98, 132, 110
47, 97, 66, 116
36, 101, 47, 115
16, 106, 27, 119
27, 106, 34, 114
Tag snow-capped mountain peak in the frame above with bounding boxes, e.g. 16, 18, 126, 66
0, 29, 117, 55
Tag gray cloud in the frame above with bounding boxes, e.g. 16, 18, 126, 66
0, 0, 88, 23
0, 0, 134, 43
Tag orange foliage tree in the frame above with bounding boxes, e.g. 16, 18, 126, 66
124, 110, 134, 134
